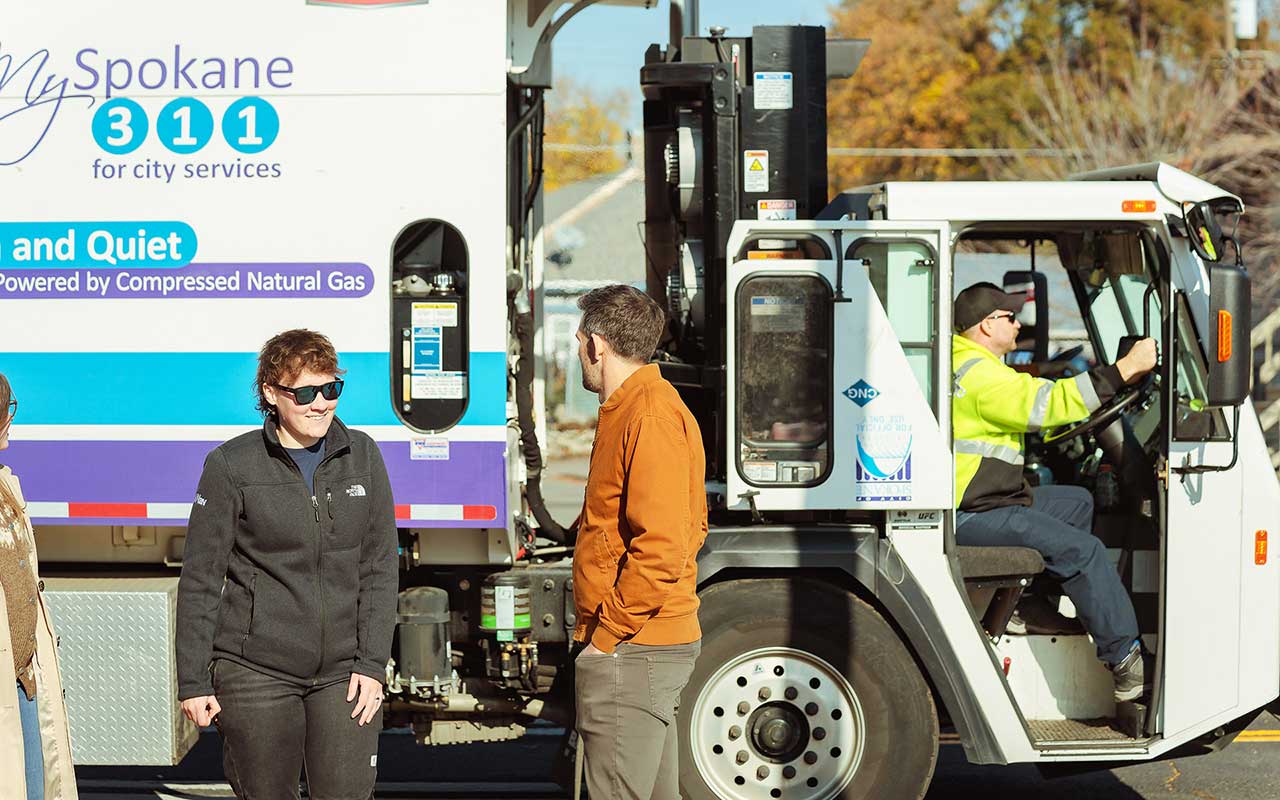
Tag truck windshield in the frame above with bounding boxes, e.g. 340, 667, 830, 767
1075, 230, 1225, 439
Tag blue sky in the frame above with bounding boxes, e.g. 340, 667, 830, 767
553, 0, 835, 100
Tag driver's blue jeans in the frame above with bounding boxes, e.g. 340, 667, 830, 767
957, 485, 1139, 666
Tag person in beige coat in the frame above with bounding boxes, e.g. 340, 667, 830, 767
0, 373, 77, 800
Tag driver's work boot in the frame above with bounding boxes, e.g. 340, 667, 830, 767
1112, 640, 1146, 702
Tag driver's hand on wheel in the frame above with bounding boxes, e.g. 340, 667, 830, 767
1116, 338, 1158, 383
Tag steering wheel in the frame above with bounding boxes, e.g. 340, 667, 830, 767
1042, 372, 1155, 445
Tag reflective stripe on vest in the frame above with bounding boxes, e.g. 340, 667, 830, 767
954, 438, 1025, 466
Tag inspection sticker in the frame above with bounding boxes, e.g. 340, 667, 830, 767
744, 149, 769, 192
754, 71, 794, 110
410, 437, 450, 461
757, 199, 796, 221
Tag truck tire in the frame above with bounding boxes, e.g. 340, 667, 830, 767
678, 578, 938, 800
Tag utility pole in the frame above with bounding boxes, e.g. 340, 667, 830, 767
1225, 0, 1237, 53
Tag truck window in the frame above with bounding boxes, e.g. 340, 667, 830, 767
849, 240, 936, 406
735, 275, 832, 486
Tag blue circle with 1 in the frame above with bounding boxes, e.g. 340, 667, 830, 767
156, 98, 214, 154
222, 97, 279, 154
92, 98, 148, 155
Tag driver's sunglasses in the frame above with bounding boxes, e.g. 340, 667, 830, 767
274, 380, 344, 405
987, 311, 1018, 323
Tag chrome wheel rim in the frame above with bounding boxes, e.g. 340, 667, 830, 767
690, 646, 866, 800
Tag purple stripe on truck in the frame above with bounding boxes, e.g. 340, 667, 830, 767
5, 438, 507, 528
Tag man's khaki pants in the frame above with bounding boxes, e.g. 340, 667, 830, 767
574, 640, 701, 799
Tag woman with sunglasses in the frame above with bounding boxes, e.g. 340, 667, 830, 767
0, 375, 78, 800
176, 329, 398, 800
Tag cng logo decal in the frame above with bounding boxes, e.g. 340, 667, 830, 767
843, 379, 880, 407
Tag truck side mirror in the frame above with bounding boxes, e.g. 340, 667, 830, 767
1185, 201, 1227, 263
1207, 262, 1251, 407
1003, 270, 1048, 362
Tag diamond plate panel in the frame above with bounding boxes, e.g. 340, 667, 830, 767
42, 577, 198, 765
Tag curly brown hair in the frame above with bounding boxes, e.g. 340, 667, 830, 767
254, 330, 346, 417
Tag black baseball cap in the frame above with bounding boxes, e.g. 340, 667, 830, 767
953, 282, 1024, 332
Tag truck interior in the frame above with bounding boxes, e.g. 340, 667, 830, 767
951, 221, 1225, 745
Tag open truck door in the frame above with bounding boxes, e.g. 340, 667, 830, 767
1159, 200, 1280, 738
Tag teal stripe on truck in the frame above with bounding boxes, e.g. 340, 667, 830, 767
1, 351, 506, 426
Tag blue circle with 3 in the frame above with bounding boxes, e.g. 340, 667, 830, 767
222, 97, 280, 154
92, 98, 148, 154
156, 98, 214, 154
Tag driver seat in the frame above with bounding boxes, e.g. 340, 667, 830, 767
957, 546, 1045, 638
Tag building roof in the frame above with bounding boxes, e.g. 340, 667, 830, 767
543, 169, 646, 285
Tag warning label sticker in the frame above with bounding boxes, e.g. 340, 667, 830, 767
411, 372, 466, 400
754, 71, 794, 110
412, 302, 458, 328
757, 199, 797, 221
744, 150, 769, 192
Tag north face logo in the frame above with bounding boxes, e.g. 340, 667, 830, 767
843, 379, 880, 407
346, 484, 367, 497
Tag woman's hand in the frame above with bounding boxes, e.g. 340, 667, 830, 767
181, 695, 222, 728
347, 673, 384, 727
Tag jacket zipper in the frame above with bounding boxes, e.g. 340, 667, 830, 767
269, 429, 346, 684
312, 492, 324, 683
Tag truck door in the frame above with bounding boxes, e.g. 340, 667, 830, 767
1159, 242, 1245, 737
724, 220, 953, 513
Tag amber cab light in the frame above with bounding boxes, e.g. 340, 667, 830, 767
1218, 311, 1233, 362
1122, 200, 1157, 213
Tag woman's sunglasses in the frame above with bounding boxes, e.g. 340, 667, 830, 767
4, 399, 15, 421
274, 380, 344, 405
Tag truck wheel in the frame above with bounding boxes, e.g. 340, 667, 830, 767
679, 579, 938, 800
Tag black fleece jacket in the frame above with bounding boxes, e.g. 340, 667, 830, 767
176, 417, 398, 699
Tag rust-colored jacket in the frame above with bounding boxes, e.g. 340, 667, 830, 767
573, 365, 708, 653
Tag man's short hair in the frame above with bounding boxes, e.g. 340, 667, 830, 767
577, 285, 666, 363
255, 329, 346, 416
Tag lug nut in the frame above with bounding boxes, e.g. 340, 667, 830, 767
758, 687, 772, 701
737, 701, 751, 716
804, 751, 818, 765
783, 766, 797, 779
728, 725, 742, 740
813, 727, 826, 741
736, 750, 750, 765
784, 686, 798, 701
757, 765, 771, 780
805, 702, 819, 716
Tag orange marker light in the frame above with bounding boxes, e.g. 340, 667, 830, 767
1256, 531, 1268, 565
1122, 200, 1157, 213
1217, 311, 1233, 362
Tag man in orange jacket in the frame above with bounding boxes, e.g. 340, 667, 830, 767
570, 284, 708, 800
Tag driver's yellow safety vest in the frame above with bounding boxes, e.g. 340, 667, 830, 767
951, 335, 1121, 513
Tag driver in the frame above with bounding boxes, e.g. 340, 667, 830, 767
951, 282, 1157, 703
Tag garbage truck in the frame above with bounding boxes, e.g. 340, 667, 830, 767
0, 1, 1276, 798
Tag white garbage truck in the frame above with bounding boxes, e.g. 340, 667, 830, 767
0, 1, 1275, 798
